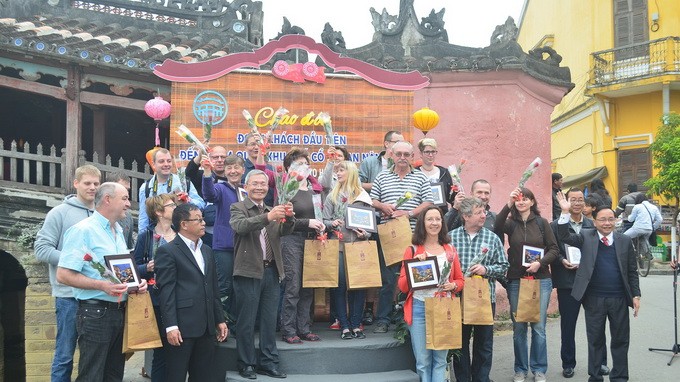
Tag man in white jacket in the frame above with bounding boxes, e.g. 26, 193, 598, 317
34, 164, 101, 382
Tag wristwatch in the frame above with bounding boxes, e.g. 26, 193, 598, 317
408, 210, 414, 218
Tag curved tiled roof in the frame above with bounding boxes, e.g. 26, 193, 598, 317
0, 0, 572, 89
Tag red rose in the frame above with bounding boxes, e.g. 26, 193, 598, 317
83, 253, 93, 262
153, 234, 161, 241
289, 171, 298, 178
276, 165, 283, 173
446, 251, 454, 263
533, 162, 539, 168
296, 174, 305, 182
481, 247, 489, 254
341, 197, 347, 203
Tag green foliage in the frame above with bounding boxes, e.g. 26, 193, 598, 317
8, 222, 43, 250
644, 113, 680, 213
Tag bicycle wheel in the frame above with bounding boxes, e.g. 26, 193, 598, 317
637, 245, 651, 278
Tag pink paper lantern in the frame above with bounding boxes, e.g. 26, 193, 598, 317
144, 96, 171, 121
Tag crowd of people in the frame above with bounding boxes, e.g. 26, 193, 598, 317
33, 130, 678, 382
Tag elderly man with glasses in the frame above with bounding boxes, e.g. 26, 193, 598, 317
359, 130, 404, 192
556, 193, 640, 382
370, 141, 434, 333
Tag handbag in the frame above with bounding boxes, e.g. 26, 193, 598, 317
302, 239, 340, 288
514, 277, 541, 323
425, 294, 462, 350
343, 241, 382, 290
122, 293, 163, 353
462, 276, 494, 325
642, 204, 659, 247
377, 216, 413, 266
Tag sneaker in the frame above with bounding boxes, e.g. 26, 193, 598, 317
329, 319, 341, 330
373, 322, 388, 333
513, 373, 526, 382
534, 372, 546, 382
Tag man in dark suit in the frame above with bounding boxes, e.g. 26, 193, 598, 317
556, 193, 641, 382
155, 203, 228, 382
230, 170, 294, 379
550, 188, 608, 378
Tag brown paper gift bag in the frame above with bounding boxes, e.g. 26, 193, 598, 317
377, 216, 412, 266
343, 241, 382, 290
122, 293, 162, 353
425, 295, 462, 350
514, 278, 541, 323
462, 276, 494, 325
302, 239, 340, 288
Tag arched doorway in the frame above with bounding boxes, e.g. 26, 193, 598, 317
0, 250, 28, 382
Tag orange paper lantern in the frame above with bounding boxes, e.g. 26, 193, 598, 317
412, 107, 440, 135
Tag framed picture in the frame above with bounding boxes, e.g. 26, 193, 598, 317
430, 182, 446, 206
103, 253, 141, 291
345, 205, 377, 233
404, 257, 441, 290
564, 244, 581, 265
521, 245, 544, 266
237, 187, 248, 202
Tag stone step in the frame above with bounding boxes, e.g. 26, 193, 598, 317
215, 323, 415, 376
225, 369, 420, 382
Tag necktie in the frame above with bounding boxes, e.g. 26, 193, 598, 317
601, 236, 609, 246
259, 205, 275, 262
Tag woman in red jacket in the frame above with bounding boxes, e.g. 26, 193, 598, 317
398, 205, 465, 382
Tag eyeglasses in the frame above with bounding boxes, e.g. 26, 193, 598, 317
184, 217, 205, 223
393, 152, 412, 158
163, 202, 177, 208
422, 150, 438, 156
595, 218, 617, 223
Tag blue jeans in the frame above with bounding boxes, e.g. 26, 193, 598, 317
75, 303, 125, 381
213, 249, 234, 316
52, 297, 78, 382
507, 278, 552, 375
376, 253, 400, 325
334, 251, 366, 330
408, 299, 448, 382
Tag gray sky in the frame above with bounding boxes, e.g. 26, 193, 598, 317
262, 0, 525, 49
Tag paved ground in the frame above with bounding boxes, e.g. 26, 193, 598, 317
123, 270, 680, 381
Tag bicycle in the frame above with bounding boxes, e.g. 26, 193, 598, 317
632, 236, 652, 277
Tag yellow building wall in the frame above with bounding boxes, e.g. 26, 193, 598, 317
518, 0, 680, 204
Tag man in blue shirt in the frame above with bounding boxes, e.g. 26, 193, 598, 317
57, 182, 149, 382
138, 148, 205, 231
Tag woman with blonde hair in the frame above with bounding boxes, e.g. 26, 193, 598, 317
322, 161, 372, 339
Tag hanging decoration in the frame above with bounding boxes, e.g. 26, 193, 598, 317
144, 96, 172, 167
412, 107, 440, 135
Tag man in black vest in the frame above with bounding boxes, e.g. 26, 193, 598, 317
556, 193, 640, 382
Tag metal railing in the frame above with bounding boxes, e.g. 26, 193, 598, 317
590, 37, 680, 87
0, 138, 151, 204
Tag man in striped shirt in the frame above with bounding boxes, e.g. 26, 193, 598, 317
370, 141, 433, 333
450, 197, 508, 382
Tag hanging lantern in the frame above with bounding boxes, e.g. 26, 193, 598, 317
412, 107, 439, 135
144, 96, 171, 167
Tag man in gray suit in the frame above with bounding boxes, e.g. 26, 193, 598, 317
555, 192, 640, 382
230, 170, 295, 379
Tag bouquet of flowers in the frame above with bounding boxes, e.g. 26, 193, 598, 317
394, 191, 413, 209
518, 157, 542, 188
465, 246, 489, 277
83, 252, 120, 284
176, 125, 209, 157
276, 162, 311, 222
448, 159, 466, 195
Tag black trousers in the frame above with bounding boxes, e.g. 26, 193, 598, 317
163, 334, 216, 382
453, 303, 496, 382
582, 295, 630, 382
557, 288, 607, 369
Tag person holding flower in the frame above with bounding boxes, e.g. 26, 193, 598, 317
279, 148, 326, 344
132, 194, 177, 381
450, 197, 508, 382
322, 161, 372, 339
57, 182, 149, 381
398, 205, 464, 382
415, 138, 454, 212
318, 145, 350, 193
493, 187, 559, 382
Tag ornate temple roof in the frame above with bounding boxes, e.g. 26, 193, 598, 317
0, 0, 572, 89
